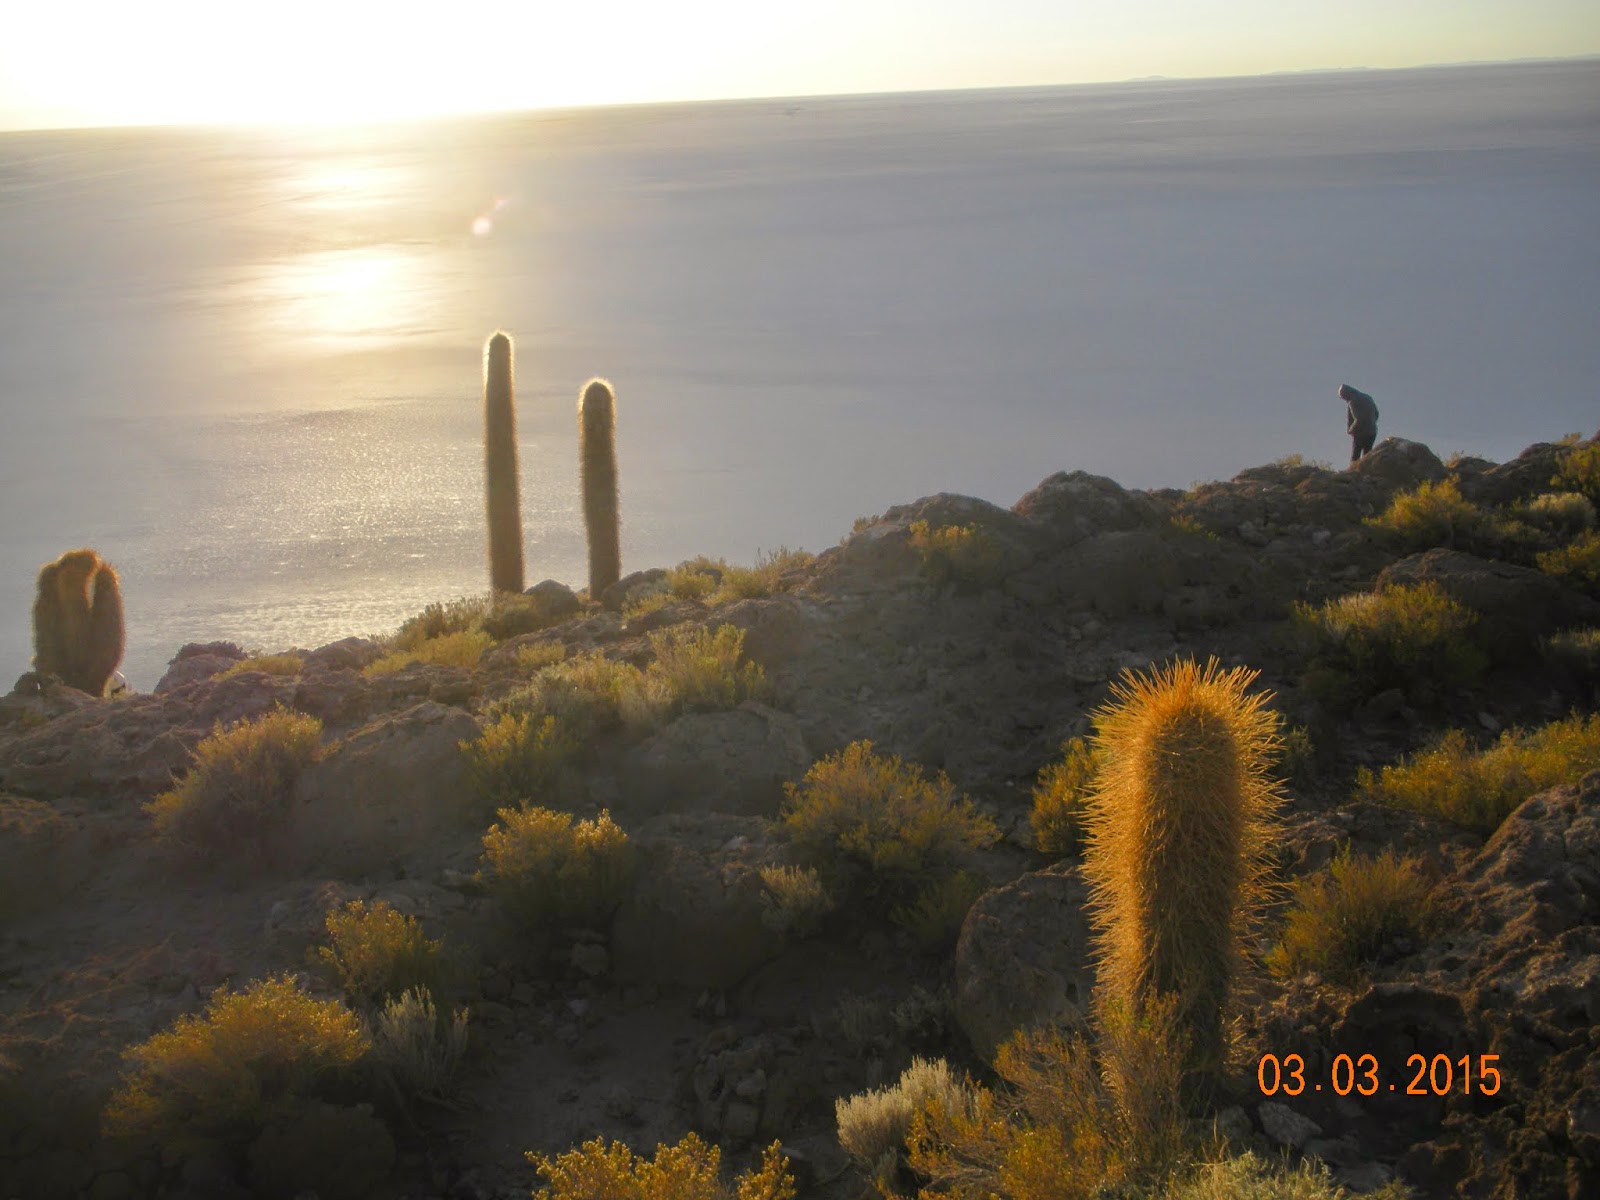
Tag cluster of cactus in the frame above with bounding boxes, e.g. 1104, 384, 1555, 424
32, 548, 125, 696
480, 334, 622, 600
1081, 656, 1282, 1093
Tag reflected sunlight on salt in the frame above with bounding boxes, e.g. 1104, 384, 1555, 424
279, 162, 413, 212
247, 246, 437, 347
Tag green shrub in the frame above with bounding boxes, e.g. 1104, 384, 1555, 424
146, 709, 322, 859
712, 547, 814, 602
480, 806, 633, 927
1278, 724, 1318, 790
1553, 441, 1600, 505
1031, 736, 1099, 856
314, 899, 447, 1005
758, 865, 835, 939
890, 871, 988, 952
104, 975, 368, 1146
908, 521, 1004, 589
1365, 476, 1482, 548
491, 653, 650, 741
217, 652, 304, 679
1266, 849, 1435, 983
462, 713, 579, 810
1517, 491, 1597, 535
371, 987, 470, 1103
908, 999, 1191, 1200
482, 593, 561, 640
531, 1134, 794, 1200
516, 642, 567, 672
1357, 713, 1600, 834
782, 741, 998, 899
1546, 626, 1600, 678
1538, 528, 1600, 594
364, 629, 492, 676
1291, 582, 1486, 704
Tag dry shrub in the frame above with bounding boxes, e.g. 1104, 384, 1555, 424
315, 899, 447, 1005
890, 871, 988, 952
1357, 713, 1600, 834
530, 1133, 794, 1200
1517, 491, 1597, 535
1164, 1152, 1412, 1199
389, 596, 493, 650
782, 741, 998, 900
758, 865, 835, 939
516, 642, 567, 672
1266, 848, 1435, 983
1031, 736, 1099, 857
104, 975, 368, 1147
908, 998, 1191, 1200
1554, 441, 1600, 505
480, 806, 633, 928
1365, 477, 1481, 548
647, 623, 767, 712
1538, 528, 1600, 594
146, 709, 322, 859
837, 1058, 973, 1190
371, 987, 470, 1103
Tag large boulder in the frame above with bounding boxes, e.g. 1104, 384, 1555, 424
292, 701, 481, 873
1377, 549, 1600, 654
1011, 471, 1160, 548
807, 493, 1038, 595
954, 864, 1096, 1060
1455, 441, 1575, 508
618, 703, 811, 819
609, 814, 786, 990
600, 568, 669, 612
154, 642, 247, 693
1351, 438, 1447, 488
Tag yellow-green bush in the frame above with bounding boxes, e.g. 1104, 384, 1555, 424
1547, 626, 1600, 678
1553, 441, 1600, 505
1357, 713, 1600, 834
1538, 528, 1600, 594
908, 521, 1004, 589
908, 1000, 1191, 1200
647, 623, 767, 712
1365, 477, 1481, 548
146, 709, 322, 858
314, 899, 447, 1005
389, 596, 493, 650
1517, 491, 1597, 535
1162, 1152, 1412, 1200
480, 806, 633, 927
1031, 736, 1099, 857
364, 629, 492, 676
462, 712, 579, 810
1266, 849, 1434, 983
530, 1134, 794, 1200
104, 975, 368, 1146
217, 652, 305, 679
491, 652, 650, 741
712, 547, 814, 603
890, 871, 988, 952
515, 641, 567, 672
1291, 582, 1486, 703
782, 741, 998, 898
758, 864, 835, 939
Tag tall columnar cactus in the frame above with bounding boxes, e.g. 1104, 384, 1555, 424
1082, 657, 1282, 1089
33, 548, 125, 696
578, 378, 620, 597
483, 331, 525, 594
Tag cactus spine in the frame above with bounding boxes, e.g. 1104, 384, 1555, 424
483, 331, 525, 594
578, 378, 620, 597
1082, 657, 1282, 1088
32, 548, 125, 696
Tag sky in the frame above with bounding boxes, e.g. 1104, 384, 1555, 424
1, 0, 1597, 131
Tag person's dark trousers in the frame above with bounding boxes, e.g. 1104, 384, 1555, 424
1350, 429, 1376, 463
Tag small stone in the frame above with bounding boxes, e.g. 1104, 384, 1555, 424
1257, 1101, 1322, 1150
481, 972, 510, 1001
571, 943, 609, 978
734, 1069, 767, 1100
1334, 1161, 1395, 1192
1311, 529, 1333, 546
87, 1172, 138, 1200
603, 1085, 638, 1120
567, 997, 590, 1018
1477, 711, 1502, 733
510, 982, 536, 1006
1212, 1105, 1252, 1146
1305, 1135, 1364, 1167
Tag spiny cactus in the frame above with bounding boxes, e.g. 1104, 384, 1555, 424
32, 548, 125, 696
483, 331, 525, 594
578, 378, 620, 597
1081, 657, 1282, 1090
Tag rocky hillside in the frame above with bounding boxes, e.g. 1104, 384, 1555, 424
2, 434, 1599, 1200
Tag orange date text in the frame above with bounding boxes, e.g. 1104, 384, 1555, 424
1256, 1053, 1502, 1098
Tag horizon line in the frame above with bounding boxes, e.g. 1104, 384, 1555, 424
2, 51, 1596, 138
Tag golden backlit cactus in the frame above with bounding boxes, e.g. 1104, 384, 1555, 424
32, 548, 125, 696
579, 377, 620, 597
484, 331, 525, 594
1082, 657, 1282, 1085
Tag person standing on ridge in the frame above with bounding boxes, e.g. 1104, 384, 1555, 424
1340, 383, 1379, 464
